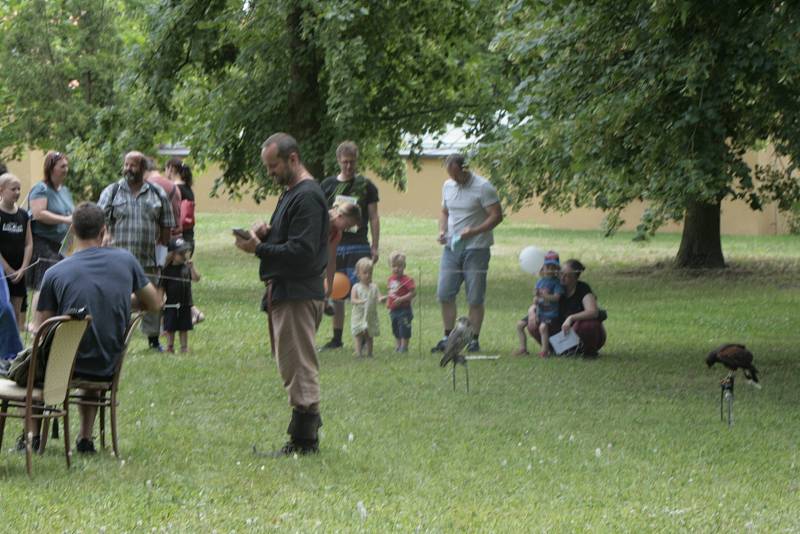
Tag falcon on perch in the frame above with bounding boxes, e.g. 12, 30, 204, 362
706, 343, 760, 386
440, 317, 473, 368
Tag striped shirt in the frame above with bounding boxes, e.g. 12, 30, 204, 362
98, 179, 176, 269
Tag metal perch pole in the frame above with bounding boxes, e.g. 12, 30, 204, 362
451, 356, 469, 393
417, 267, 422, 358
720, 373, 735, 427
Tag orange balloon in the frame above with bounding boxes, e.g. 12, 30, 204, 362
327, 272, 351, 300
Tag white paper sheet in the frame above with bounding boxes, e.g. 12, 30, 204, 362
549, 329, 580, 354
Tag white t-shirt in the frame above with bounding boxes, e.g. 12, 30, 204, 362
441, 173, 500, 250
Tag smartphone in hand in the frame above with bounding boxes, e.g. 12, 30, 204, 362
232, 228, 252, 240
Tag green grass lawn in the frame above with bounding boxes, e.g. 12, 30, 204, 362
2, 213, 799, 532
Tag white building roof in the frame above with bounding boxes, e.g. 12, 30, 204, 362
400, 126, 473, 157
159, 126, 474, 159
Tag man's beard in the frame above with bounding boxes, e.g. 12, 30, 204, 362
124, 169, 143, 183
273, 169, 294, 187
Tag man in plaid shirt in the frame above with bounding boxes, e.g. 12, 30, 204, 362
98, 151, 176, 350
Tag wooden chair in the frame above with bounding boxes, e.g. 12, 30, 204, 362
0, 315, 91, 476
64, 313, 143, 458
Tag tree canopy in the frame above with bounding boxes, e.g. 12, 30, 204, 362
480, 1, 800, 267
2, 0, 799, 267
0, 0, 161, 198
143, 0, 502, 200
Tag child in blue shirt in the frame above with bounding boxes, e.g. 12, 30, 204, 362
515, 250, 563, 357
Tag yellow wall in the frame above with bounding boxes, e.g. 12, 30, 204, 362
4, 150, 791, 235
193, 156, 789, 236
5, 150, 45, 194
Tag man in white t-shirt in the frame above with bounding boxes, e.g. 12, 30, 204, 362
431, 154, 503, 354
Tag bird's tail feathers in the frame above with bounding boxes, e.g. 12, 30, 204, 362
743, 366, 760, 384
746, 379, 762, 390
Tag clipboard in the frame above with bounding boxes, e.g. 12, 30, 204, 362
549, 329, 580, 355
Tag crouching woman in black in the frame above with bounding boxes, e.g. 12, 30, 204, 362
530, 259, 607, 357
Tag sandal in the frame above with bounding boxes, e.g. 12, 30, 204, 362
191, 307, 205, 325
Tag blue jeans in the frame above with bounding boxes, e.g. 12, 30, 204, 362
335, 244, 371, 286
390, 307, 414, 339
436, 247, 491, 305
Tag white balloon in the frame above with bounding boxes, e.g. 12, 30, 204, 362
519, 246, 545, 275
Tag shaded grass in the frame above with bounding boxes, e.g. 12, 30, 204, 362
1, 213, 798, 531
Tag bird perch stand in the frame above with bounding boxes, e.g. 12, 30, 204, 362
450, 355, 500, 393
719, 373, 734, 427
451, 356, 468, 393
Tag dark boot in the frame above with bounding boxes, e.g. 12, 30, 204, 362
256, 410, 322, 457
287, 410, 322, 454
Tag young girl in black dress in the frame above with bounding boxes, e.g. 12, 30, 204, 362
160, 238, 201, 353
0, 173, 33, 332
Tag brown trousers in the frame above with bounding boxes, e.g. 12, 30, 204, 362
269, 299, 324, 414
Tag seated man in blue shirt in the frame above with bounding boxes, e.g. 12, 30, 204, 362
32, 202, 160, 453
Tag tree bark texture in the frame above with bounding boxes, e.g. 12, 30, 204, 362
675, 201, 726, 268
286, 3, 328, 180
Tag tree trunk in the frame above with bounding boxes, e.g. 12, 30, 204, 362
675, 201, 726, 268
286, 3, 327, 180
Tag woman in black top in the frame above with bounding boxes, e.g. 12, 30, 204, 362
530, 258, 607, 357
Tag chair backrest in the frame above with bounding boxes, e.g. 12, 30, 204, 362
123, 312, 144, 349
41, 317, 91, 405
110, 312, 144, 384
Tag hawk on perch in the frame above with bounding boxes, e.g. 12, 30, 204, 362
706, 343, 760, 385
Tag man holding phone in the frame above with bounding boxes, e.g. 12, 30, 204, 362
232, 227, 254, 240
234, 133, 329, 456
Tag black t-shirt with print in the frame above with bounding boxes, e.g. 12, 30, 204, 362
319, 175, 379, 246
0, 208, 29, 268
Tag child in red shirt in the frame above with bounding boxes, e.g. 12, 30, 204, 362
384, 251, 416, 353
